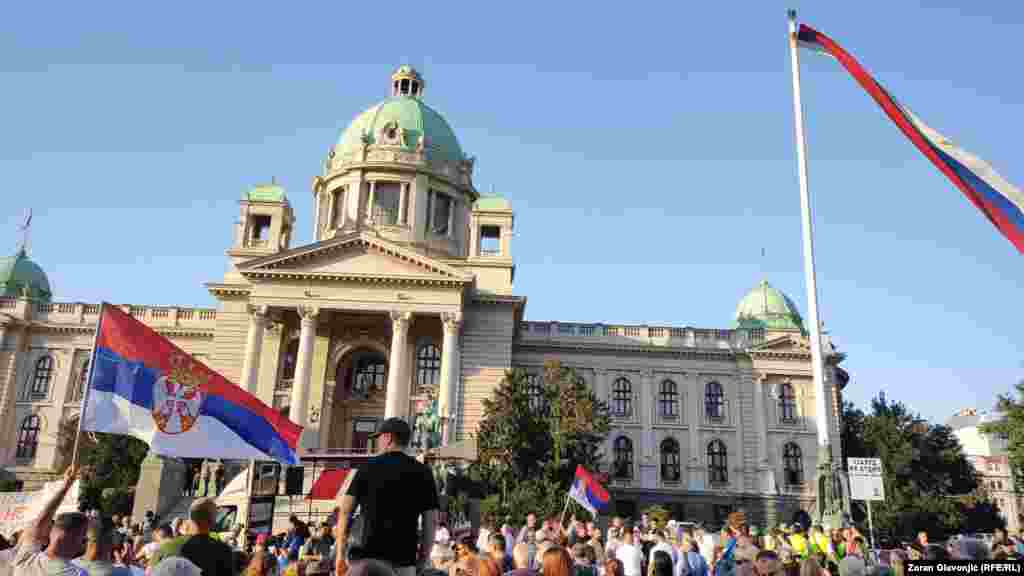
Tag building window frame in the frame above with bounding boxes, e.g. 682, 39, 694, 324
707, 439, 728, 486
660, 437, 681, 482
783, 442, 803, 486
612, 377, 633, 418
705, 381, 724, 421
779, 382, 797, 423
526, 373, 546, 413
614, 436, 634, 479
415, 344, 441, 390
29, 355, 54, 400
658, 379, 679, 419
16, 414, 42, 460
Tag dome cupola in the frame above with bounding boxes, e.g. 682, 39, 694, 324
734, 279, 804, 331
391, 65, 425, 98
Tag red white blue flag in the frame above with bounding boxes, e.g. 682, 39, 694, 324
797, 24, 1024, 254
82, 305, 302, 464
568, 465, 609, 517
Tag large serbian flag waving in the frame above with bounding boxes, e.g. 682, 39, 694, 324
568, 465, 609, 517
82, 304, 302, 464
796, 24, 1024, 254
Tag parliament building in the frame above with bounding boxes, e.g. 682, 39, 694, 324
0, 66, 849, 526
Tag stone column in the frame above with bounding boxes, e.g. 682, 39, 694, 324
366, 181, 376, 221
438, 312, 462, 444
0, 323, 18, 465
289, 306, 319, 431
754, 374, 768, 465
384, 311, 413, 420
240, 306, 268, 394
398, 183, 409, 225
688, 373, 704, 491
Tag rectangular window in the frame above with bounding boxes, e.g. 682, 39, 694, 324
373, 182, 401, 225
432, 192, 451, 236
480, 225, 501, 255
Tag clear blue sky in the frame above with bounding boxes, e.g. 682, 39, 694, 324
1, 1, 1020, 424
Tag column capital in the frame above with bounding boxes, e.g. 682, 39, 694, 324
298, 306, 320, 325
441, 312, 462, 334
390, 310, 413, 330
249, 304, 269, 321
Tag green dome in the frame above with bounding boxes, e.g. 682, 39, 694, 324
473, 196, 511, 211
246, 182, 286, 202
335, 96, 464, 164
0, 249, 52, 301
734, 280, 804, 331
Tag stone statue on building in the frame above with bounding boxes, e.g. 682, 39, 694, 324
414, 396, 441, 450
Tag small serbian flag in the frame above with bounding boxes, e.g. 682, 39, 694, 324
568, 465, 609, 517
796, 24, 1024, 254
82, 304, 302, 464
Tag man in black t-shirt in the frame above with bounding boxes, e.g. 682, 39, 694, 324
335, 417, 439, 576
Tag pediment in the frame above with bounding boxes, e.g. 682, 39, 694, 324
238, 233, 472, 285
750, 334, 808, 353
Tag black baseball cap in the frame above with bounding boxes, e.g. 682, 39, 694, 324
369, 417, 411, 445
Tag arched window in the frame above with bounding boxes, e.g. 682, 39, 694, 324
281, 339, 299, 381
72, 359, 90, 402
526, 374, 546, 413
612, 377, 633, 418
658, 379, 678, 419
779, 382, 797, 423
707, 440, 728, 485
30, 355, 54, 400
783, 442, 803, 485
354, 355, 387, 397
660, 438, 681, 482
16, 415, 41, 459
705, 381, 724, 421
614, 436, 634, 479
416, 344, 441, 389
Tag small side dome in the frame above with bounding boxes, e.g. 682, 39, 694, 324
246, 182, 287, 202
734, 279, 804, 331
473, 195, 512, 211
0, 248, 52, 301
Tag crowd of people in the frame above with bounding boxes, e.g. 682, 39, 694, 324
439, 511, 1024, 576
4, 415, 1021, 576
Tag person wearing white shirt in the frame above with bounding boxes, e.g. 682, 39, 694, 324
648, 530, 676, 572
615, 529, 643, 576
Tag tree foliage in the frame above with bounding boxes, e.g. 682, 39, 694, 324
469, 360, 611, 522
57, 417, 149, 515
980, 379, 1024, 490
841, 393, 1003, 540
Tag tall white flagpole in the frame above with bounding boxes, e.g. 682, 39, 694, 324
787, 10, 830, 453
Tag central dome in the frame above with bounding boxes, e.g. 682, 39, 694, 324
734, 280, 804, 331
334, 67, 464, 165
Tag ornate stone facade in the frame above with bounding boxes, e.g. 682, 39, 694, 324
0, 67, 849, 526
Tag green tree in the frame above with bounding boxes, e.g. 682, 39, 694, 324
841, 392, 1000, 540
470, 360, 611, 521
57, 417, 148, 515
980, 379, 1024, 488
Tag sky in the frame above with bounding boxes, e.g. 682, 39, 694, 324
1, 1, 1020, 424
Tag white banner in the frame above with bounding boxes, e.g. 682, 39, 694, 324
0, 480, 80, 537
850, 475, 885, 501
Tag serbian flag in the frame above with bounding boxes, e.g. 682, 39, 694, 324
797, 24, 1024, 254
81, 304, 302, 464
568, 465, 609, 517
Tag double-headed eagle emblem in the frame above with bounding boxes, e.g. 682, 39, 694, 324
152, 354, 208, 435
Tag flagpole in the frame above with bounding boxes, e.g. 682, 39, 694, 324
788, 10, 848, 529
71, 302, 105, 470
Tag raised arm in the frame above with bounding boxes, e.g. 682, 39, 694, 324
22, 465, 78, 547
